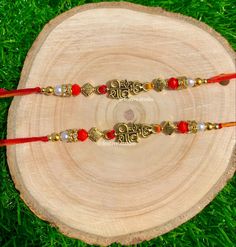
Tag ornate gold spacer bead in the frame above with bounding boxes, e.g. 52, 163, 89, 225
65, 129, 78, 142
60, 84, 72, 97
161, 121, 176, 135
152, 78, 166, 92
188, 120, 198, 133
81, 83, 95, 97
88, 127, 104, 142
177, 76, 188, 89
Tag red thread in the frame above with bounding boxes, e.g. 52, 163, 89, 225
207, 73, 236, 83
0, 88, 7, 93
0, 87, 41, 98
220, 122, 236, 128
0, 136, 48, 147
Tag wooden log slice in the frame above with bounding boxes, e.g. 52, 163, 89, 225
6, 2, 236, 246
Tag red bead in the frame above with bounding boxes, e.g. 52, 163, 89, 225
72, 84, 81, 96
219, 123, 222, 129
106, 130, 116, 139
77, 129, 88, 141
168, 77, 179, 90
177, 121, 189, 133
98, 85, 107, 94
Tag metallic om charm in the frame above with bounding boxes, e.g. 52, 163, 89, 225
114, 123, 155, 143
107, 79, 144, 99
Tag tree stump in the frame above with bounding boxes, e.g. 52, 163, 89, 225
6, 2, 235, 246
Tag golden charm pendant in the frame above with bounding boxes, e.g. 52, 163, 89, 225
114, 123, 155, 143
107, 80, 145, 99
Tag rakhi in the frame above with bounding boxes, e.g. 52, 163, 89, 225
0, 73, 235, 99
1, 121, 235, 147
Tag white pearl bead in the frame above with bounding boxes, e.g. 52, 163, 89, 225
198, 122, 205, 131
188, 78, 195, 87
54, 85, 62, 96
60, 131, 69, 141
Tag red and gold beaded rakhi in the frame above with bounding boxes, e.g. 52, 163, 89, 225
0, 121, 235, 147
0, 73, 235, 99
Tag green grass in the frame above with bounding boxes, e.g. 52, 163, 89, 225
0, 0, 235, 246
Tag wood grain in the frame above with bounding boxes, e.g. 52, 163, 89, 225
6, 2, 236, 245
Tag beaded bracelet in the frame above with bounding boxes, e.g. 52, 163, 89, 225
0, 73, 235, 99
1, 121, 235, 147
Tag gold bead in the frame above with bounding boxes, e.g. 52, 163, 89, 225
49, 133, 60, 141
206, 122, 214, 130
54, 134, 60, 141
144, 82, 154, 90
45, 86, 54, 95
195, 78, 203, 86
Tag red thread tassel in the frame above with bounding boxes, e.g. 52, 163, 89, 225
0, 136, 48, 147
207, 73, 236, 83
220, 122, 236, 128
0, 87, 41, 98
